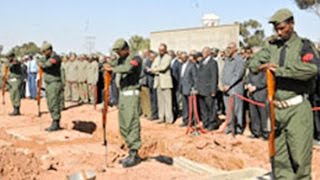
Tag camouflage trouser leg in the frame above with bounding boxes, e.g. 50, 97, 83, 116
9, 78, 22, 107
64, 82, 72, 101
46, 81, 63, 121
88, 84, 96, 104
274, 101, 313, 180
79, 82, 88, 103
60, 87, 65, 111
71, 82, 79, 102
118, 92, 141, 150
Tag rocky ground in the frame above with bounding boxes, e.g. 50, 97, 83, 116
0, 93, 319, 180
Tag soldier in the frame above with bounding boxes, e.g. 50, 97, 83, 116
87, 55, 99, 104
69, 53, 79, 102
63, 55, 72, 101
104, 39, 142, 168
77, 55, 89, 104
60, 55, 67, 110
38, 42, 63, 131
249, 9, 318, 179
5, 52, 23, 116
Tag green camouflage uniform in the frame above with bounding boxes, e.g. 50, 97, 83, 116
110, 43, 142, 151
77, 59, 89, 103
249, 9, 318, 179
39, 53, 63, 121
7, 58, 22, 108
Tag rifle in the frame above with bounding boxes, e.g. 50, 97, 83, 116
2, 65, 8, 105
37, 66, 43, 117
266, 69, 276, 170
102, 70, 112, 146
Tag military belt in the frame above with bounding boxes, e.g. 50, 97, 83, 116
274, 95, 304, 109
121, 90, 140, 96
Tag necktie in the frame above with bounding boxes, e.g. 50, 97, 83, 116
279, 45, 287, 67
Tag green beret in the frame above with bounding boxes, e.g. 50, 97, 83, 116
269, 8, 293, 24
41, 42, 52, 52
112, 38, 128, 51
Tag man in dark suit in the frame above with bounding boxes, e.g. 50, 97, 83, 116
145, 51, 159, 120
179, 52, 197, 126
246, 71, 268, 140
196, 47, 220, 131
171, 51, 182, 120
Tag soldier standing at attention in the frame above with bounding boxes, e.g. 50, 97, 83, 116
104, 39, 142, 168
6, 52, 23, 116
87, 55, 99, 104
69, 53, 79, 102
77, 55, 89, 104
38, 42, 63, 131
249, 9, 318, 179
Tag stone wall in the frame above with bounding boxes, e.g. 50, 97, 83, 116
150, 24, 240, 52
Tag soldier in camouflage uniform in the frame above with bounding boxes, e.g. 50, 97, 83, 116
87, 55, 99, 104
38, 42, 63, 131
77, 55, 89, 103
249, 9, 318, 179
69, 53, 79, 102
5, 52, 23, 116
104, 39, 142, 168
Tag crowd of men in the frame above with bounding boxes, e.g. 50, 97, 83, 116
1, 8, 320, 177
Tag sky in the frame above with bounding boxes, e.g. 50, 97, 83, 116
0, 0, 319, 54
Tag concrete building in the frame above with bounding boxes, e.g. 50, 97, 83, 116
150, 24, 240, 52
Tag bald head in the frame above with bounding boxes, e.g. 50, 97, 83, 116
226, 42, 238, 58
202, 47, 212, 59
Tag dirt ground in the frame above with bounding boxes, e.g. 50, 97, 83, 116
0, 93, 319, 180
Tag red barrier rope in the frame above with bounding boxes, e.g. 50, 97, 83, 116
234, 93, 266, 107
186, 95, 208, 135
212, 95, 235, 134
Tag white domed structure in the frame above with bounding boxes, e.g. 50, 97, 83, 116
202, 13, 220, 27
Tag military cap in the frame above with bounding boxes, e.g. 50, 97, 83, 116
41, 42, 53, 52
269, 8, 293, 24
112, 38, 129, 51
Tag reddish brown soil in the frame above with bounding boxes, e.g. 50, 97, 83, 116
0, 93, 319, 179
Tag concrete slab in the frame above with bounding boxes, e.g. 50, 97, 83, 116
208, 168, 269, 180
6, 126, 93, 143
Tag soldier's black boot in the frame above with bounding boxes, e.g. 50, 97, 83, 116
9, 106, 21, 116
45, 120, 62, 132
121, 149, 141, 168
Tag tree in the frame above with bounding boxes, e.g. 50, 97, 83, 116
293, 0, 320, 16
10, 42, 40, 57
128, 35, 150, 55
236, 19, 265, 48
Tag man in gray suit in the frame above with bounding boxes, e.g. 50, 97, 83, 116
179, 52, 197, 127
196, 47, 220, 131
148, 44, 174, 124
221, 42, 246, 134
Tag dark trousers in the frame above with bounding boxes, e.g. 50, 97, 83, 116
20, 81, 26, 99
311, 97, 320, 140
109, 80, 119, 106
198, 95, 218, 128
172, 86, 181, 119
28, 72, 37, 99
149, 87, 158, 119
216, 90, 225, 115
182, 95, 189, 124
249, 96, 268, 138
